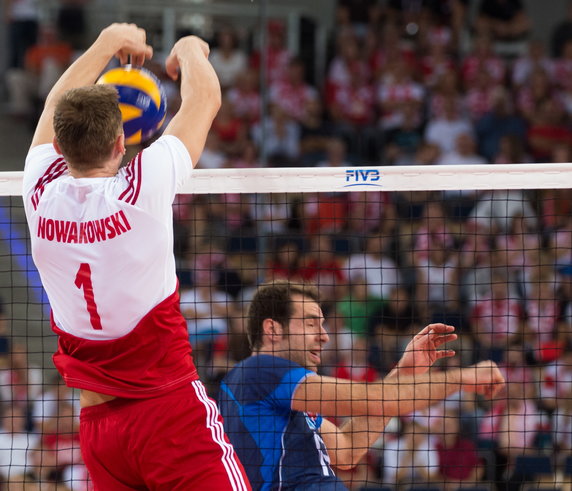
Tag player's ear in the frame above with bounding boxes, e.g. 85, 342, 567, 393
53, 137, 63, 155
263, 318, 283, 343
114, 132, 126, 157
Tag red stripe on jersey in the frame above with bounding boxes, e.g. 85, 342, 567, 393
52, 289, 198, 398
31, 158, 67, 210
129, 153, 143, 205
118, 153, 142, 204
118, 156, 136, 202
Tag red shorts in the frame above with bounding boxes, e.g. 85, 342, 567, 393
79, 380, 251, 490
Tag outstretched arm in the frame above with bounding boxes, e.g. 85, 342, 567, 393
30, 23, 152, 149
163, 35, 221, 165
318, 323, 459, 469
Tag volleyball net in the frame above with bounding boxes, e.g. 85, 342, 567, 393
0, 163, 572, 489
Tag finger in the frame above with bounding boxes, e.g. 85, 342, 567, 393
433, 334, 458, 346
435, 349, 456, 359
165, 54, 180, 80
412, 324, 435, 339
428, 324, 455, 334
117, 50, 128, 66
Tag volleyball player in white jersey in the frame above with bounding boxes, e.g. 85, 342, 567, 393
22, 23, 250, 490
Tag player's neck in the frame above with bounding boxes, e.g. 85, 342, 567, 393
68, 158, 121, 178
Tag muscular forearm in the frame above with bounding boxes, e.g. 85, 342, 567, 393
295, 370, 462, 418
329, 368, 403, 469
44, 38, 116, 108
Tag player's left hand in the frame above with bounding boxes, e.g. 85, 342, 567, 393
395, 323, 457, 375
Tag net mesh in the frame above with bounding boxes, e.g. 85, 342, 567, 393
1, 166, 572, 489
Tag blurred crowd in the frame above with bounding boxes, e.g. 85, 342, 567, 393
3, 0, 572, 489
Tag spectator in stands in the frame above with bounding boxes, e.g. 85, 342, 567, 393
31, 374, 79, 434
424, 95, 474, 155
550, 0, 572, 57
492, 134, 531, 165
251, 104, 301, 164
0, 343, 43, 416
475, 0, 531, 41
336, 0, 381, 39
0, 403, 39, 485
316, 137, 352, 168
539, 349, 572, 412
478, 86, 528, 159
553, 38, 572, 91
180, 264, 238, 376
326, 30, 370, 106
210, 96, 247, 157
33, 402, 82, 485
522, 277, 563, 363
516, 67, 560, 124
196, 131, 228, 169
411, 201, 456, 266
376, 57, 425, 132
383, 101, 424, 165
427, 68, 464, 120
209, 26, 248, 91
438, 132, 488, 166
328, 62, 378, 161
266, 238, 305, 281
333, 333, 379, 382
415, 238, 464, 326
470, 269, 525, 363
269, 57, 319, 123
343, 234, 401, 303
435, 409, 483, 490
299, 97, 333, 166
382, 418, 440, 488
460, 34, 506, 89
330, 279, 384, 357
496, 381, 544, 468
347, 189, 397, 235
226, 68, 261, 126
24, 24, 74, 114
419, 29, 456, 89
464, 70, 503, 121
527, 97, 572, 163
56, 0, 89, 51
302, 191, 349, 236
369, 285, 424, 373
512, 39, 554, 88
229, 139, 261, 169
469, 189, 537, 234
250, 19, 291, 84
299, 234, 347, 309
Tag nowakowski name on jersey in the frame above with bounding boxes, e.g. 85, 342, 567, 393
36, 211, 132, 244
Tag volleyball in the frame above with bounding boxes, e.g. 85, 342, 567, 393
97, 65, 167, 145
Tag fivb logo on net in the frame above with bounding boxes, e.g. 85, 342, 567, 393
344, 169, 382, 187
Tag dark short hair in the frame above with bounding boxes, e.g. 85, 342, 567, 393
53, 84, 122, 170
247, 280, 319, 351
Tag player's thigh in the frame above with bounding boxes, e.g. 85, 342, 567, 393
140, 381, 250, 491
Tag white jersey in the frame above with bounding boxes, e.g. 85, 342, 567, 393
23, 135, 192, 341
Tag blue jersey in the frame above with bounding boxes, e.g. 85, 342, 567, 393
219, 355, 348, 491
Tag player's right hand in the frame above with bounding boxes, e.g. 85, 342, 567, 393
165, 36, 210, 81
99, 23, 153, 67
460, 361, 505, 398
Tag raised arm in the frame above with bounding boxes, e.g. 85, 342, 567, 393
30, 23, 152, 149
293, 360, 504, 421
318, 323, 459, 469
163, 36, 221, 165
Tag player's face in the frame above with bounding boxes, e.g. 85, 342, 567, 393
282, 294, 328, 372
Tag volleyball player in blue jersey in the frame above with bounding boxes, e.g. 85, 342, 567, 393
219, 280, 504, 490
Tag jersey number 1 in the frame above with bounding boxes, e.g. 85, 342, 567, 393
75, 263, 103, 330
